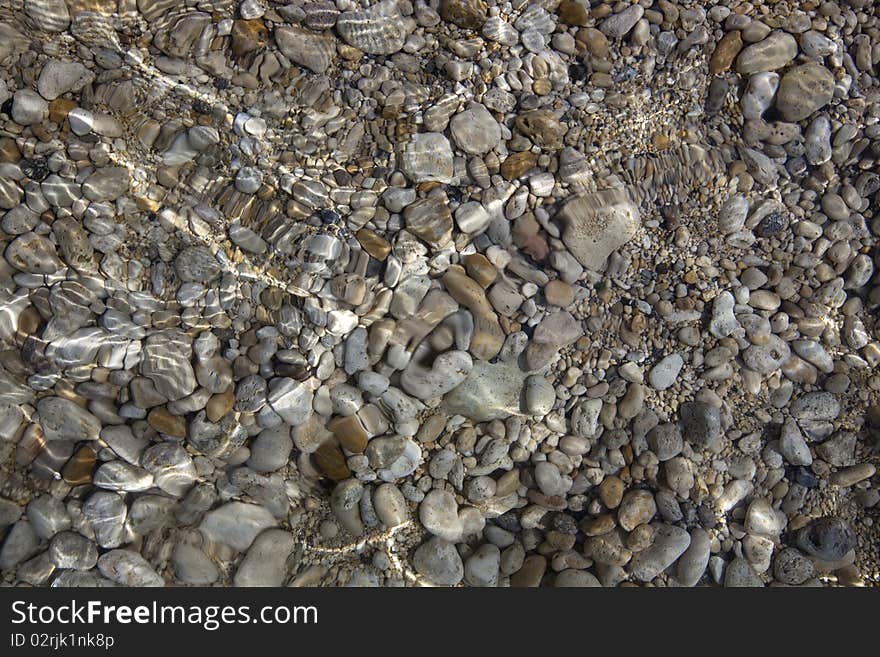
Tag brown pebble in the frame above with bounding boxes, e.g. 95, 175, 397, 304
62, 446, 96, 486
710, 30, 743, 74
313, 441, 351, 481
510, 554, 547, 587
327, 415, 369, 453
147, 407, 187, 438
231, 19, 268, 57
626, 523, 655, 551
577, 27, 609, 58
599, 475, 625, 508
463, 253, 498, 288
544, 280, 575, 307
558, 0, 590, 26
580, 514, 617, 536
206, 390, 235, 422
356, 228, 392, 260
500, 151, 538, 180
0, 137, 21, 162
48, 98, 77, 124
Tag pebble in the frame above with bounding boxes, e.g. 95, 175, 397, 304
199, 502, 276, 552
419, 489, 463, 542
275, 26, 334, 74
830, 464, 876, 488
450, 104, 501, 155
247, 426, 293, 473
648, 354, 684, 391
629, 524, 691, 582
82, 167, 129, 201
49, 531, 98, 571
617, 490, 657, 531
647, 423, 683, 461
6, 233, 62, 274
233, 529, 296, 587
82, 492, 127, 548
12, 90, 48, 125
600, 5, 644, 38
399, 132, 454, 183
172, 543, 219, 585
773, 547, 815, 585
710, 30, 742, 74
708, 291, 738, 338
510, 554, 547, 587
745, 498, 786, 537
464, 543, 501, 587
37, 397, 101, 442
373, 483, 408, 528
740, 72, 779, 121
336, 3, 407, 55
724, 557, 763, 587
558, 191, 639, 272
680, 401, 722, 451
675, 528, 711, 587
98, 550, 164, 587
779, 417, 812, 466
791, 392, 840, 421
524, 375, 556, 416
736, 31, 797, 74
443, 359, 526, 422
775, 63, 835, 122
804, 116, 832, 165
413, 537, 464, 586
37, 60, 94, 100
27, 496, 70, 539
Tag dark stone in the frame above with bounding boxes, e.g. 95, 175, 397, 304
494, 511, 521, 533
446, 186, 465, 204
796, 517, 856, 562
19, 159, 49, 182
568, 63, 588, 83
192, 99, 213, 115
548, 512, 578, 535
365, 257, 383, 278
318, 209, 340, 225
679, 401, 722, 450
697, 502, 717, 528
755, 211, 788, 237
794, 466, 819, 489
613, 65, 639, 83
706, 77, 728, 113
773, 547, 815, 585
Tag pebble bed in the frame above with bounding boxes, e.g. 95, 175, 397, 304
0, 0, 878, 588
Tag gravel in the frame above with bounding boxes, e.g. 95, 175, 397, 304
0, 0, 877, 591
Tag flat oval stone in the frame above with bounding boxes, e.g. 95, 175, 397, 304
736, 31, 797, 74
558, 189, 639, 272
82, 166, 129, 201
174, 245, 221, 283
629, 523, 691, 582
5, 232, 62, 274
413, 536, 463, 586
37, 397, 101, 442
336, 3, 406, 55
373, 483, 408, 528
450, 104, 501, 155
199, 502, 276, 552
775, 63, 835, 122
233, 529, 296, 587
98, 549, 164, 587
